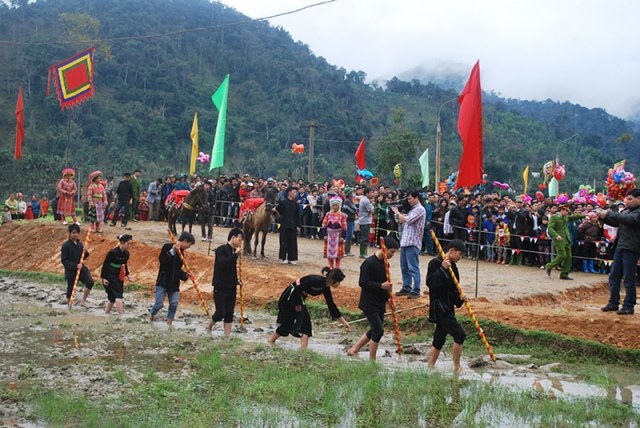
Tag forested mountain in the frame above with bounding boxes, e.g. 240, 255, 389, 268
0, 0, 637, 196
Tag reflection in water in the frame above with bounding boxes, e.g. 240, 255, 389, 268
608, 385, 633, 405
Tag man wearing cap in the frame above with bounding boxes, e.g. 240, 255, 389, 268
599, 189, 640, 315
545, 205, 585, 280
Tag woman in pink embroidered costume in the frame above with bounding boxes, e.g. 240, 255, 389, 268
322, 196, 348, 269
87, 170, 108, 233
57, 168, 78, 225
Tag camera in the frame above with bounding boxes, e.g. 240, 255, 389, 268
389, 197, 410, 214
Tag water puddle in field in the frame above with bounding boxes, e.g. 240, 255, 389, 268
1, 275, 640, 427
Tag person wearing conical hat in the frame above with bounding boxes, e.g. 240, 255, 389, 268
87, 170, 107, 233
56, 168, 78, 226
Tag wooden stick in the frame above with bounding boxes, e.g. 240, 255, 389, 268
429, 230, 496, 361
237, 246, 245, 327
380, 237, 403, 355
167, 229, 210, 318
346, 304, 429, 325
68, 225, 92, 308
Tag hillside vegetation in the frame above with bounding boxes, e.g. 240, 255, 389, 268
0, 0, 637, 195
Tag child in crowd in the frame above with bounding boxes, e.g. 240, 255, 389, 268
2, 206, 12, 224
536, 215, 552, 269
494, 217, 510, 264
465, 215, 478, 259
482, 213, 496, 262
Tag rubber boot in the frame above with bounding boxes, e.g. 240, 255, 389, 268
510, 253, 517, 265
582, 260, 589, 273
517, 253, 523, 266
344, 240, 352, 256
588, 260, 597, 273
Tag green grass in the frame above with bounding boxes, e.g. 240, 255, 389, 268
27, 341, 640, 427
0, 269, 64, 284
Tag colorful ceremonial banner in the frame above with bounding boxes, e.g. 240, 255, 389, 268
455, 60, 483, 189
419, 148, 430, 188
210, 74, 229, 171
522, 165, 529, 194
15, 86, 24, 160
355, 138, 366, 170
47, 48, 95, 110
189, 112, 199, 176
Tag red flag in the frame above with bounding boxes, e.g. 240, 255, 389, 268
455, 61, 483, 189
15, 86, 24, 160
355, 138, 366, 170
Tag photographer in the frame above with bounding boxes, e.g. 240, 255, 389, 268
392, 190, 426, 299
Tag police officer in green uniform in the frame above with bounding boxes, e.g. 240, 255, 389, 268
545, 205, 585, 280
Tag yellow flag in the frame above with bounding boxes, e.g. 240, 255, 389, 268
523, 165, 529, 194
189, 112, 199, 176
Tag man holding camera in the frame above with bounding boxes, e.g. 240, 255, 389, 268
393, 190, 426, 299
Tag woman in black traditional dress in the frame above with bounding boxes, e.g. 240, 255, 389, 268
268, 267, 350, 348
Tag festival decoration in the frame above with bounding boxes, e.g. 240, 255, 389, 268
543, 161, 554, 183
47, 48, 95, 110
15, 86, 24, 160
446, 172, 458, 190
197, 152, 210, 164
571, 185, 599, 206
548, 177, 559, 197
67, 225, 92, 308
535, 191, 545, 202
167, 228, 210, 317
189, 113, 199, 175
356, 168, 373, 178
555, 193, 569, 204
456, 61, 484, 189
430, 230, 495, 361
538, 183, 547, 191
606, 160, 636, 201
380, 237, 402, 355
492, 181, 509, 190
597, 192, 607, 208
355, 138, 366, 170
291, 143, 305, 154
521, 194, 532, 205
210, 74, 229, 171
553, 165, 566, 181
331, 178, 345, 189
393, 163, 402, 180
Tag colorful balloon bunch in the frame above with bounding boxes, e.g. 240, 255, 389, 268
197, 152, 210, 163
571, 185, 599, 206
555, 193, 570, 204
607, 166, 636, 201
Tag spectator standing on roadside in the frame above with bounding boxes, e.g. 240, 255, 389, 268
599, 189, 640, 315
393, 190, 426, 299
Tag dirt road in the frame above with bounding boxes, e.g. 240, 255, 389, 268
1, 221, 638, 348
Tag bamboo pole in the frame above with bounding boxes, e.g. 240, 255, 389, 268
429, 230, 496, 361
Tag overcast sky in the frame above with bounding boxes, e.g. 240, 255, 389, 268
219, 0, 640, 119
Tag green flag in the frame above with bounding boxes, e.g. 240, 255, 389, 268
210, 74, 229, 171
419, 148, 430, 188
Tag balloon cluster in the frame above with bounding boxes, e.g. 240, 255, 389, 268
291, 143, 305, 154
197, 152, 210, 163
571, 185, 599, 206
492, 181, 509, 190
555, 193, 570, 204
607, 167, 636, 201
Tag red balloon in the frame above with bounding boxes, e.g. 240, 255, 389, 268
535, 191, 545, 201
597, 192, 607, 208
553, 165, 566, 181
291, 143, 305, 154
